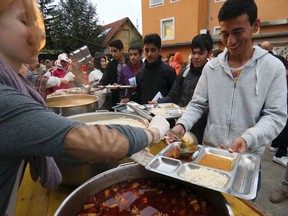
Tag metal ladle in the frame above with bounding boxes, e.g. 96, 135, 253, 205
168, 130, 199, 158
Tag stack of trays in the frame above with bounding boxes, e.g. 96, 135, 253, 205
141, 103, 183, 119
145, 143, 261, 200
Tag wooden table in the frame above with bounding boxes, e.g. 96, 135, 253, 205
15, 165, 270, 216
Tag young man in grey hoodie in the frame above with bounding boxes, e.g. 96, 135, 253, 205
171, 0, 287, 156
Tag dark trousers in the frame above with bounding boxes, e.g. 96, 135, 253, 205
271, 120, 288, 157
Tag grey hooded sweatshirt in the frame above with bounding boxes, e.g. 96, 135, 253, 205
177, 46, 287, 155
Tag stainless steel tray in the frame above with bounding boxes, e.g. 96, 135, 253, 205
113, 102, 183, 120
145, 143, 261, 200
140, 103, 183, 119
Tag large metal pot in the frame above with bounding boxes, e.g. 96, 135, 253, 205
57, 112, 149, 186
67, 111, 149, 127
46, 94, 98, 116
55, 163, 234, 216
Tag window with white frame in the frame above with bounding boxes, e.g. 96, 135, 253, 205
150, 0, 164, 7
214, 0, 226, 3
170, 0, 180, 3
161, 17, 174, 40
214, 26, 221, 36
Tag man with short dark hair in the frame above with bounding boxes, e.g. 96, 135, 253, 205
131, 33, 176, 104
171, 0, 287, 161
99, 39, 128, 106
150, 33, 213, 143
119, 44, 143, 103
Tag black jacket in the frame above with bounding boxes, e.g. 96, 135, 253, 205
132, 56, 176, 104
99, 57, 129, 106
158, 63, 204, 107
158, 63, 207, 143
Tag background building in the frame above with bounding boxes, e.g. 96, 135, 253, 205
101, 17, 142, 54
142, 0, 288, 63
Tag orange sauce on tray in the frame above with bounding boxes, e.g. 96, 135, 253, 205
198, 154, 232, 172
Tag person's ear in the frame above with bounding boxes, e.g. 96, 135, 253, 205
253, 19, 260, 33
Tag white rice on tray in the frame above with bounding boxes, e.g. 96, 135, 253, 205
85, 117, 146, 128
180, 167, 228, 188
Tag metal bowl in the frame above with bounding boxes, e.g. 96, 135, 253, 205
46, 94, 98, 116
55, 163, 234, 216
67, 112, 149, 128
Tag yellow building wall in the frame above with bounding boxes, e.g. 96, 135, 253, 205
142, 0, 209, 64
142, 0, 288, 59
209, 0, 288, 34
142, 0, 200, 44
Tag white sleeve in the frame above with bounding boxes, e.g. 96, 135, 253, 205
46, 76, 61, 88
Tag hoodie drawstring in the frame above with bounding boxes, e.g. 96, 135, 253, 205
255, 60, 260, 95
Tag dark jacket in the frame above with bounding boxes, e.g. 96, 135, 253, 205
158, 63, 204, 107
99, 56, 129, 106
132, 56, 176, 104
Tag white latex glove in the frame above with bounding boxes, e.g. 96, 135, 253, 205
43, 71, 51, 77
148, 115, 170, 142
46, 76, 61, 88
130, 147, 154, 166
64, 72, 75, 82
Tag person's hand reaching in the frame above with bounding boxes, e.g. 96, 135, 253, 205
130, 147, 154, 166
228, 137, 248, 153
148, 115, 170, 143
166, 124, 186, 144
64, 72, 75, 82
46, 76, 61, 88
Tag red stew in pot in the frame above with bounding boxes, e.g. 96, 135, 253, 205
75, 178, 217, 216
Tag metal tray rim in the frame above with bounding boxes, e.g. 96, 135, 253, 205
145, 144, 260, 200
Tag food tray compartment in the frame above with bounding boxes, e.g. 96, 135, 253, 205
231, 154, 260, 198
146, 144, 261, 200
177, 163, 231, 190
194, 147, 238, 172
159, 142, 181, 156
158, 142, 202, 162
147, 156, 181, 173
157, 103, 180, 109
143, 103, 183, 119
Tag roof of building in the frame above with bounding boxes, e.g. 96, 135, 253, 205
101, 17, 128, 45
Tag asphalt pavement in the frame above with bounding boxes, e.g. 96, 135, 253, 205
255, 145, 287, 216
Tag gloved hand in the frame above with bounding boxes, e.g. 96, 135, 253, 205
46, 76, 61, 88
130, 147, 154, 166
148, 115, 170, 143
43, 71, 51, 77
64, 72, 75, 82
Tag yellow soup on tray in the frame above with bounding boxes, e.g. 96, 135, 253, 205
198, 154, 232, 172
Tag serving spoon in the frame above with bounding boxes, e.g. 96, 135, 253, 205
168, 130, 198, 158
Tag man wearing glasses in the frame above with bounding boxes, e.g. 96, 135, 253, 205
131, 33, 176, 104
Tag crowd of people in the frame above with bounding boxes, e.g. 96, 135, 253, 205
0, 0, 288, 214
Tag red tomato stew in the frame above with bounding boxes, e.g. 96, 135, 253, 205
75, 178, 217, 216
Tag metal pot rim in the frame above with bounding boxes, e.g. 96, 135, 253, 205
67, 112, 150, 128
54, 163, 234, 216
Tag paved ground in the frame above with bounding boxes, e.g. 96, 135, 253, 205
255, 145, 287, 216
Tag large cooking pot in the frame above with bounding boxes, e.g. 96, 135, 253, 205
67, 111, 149, 127
57, 112, 149, 186
46, 94, 98, 116
54, 163, 234, 216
